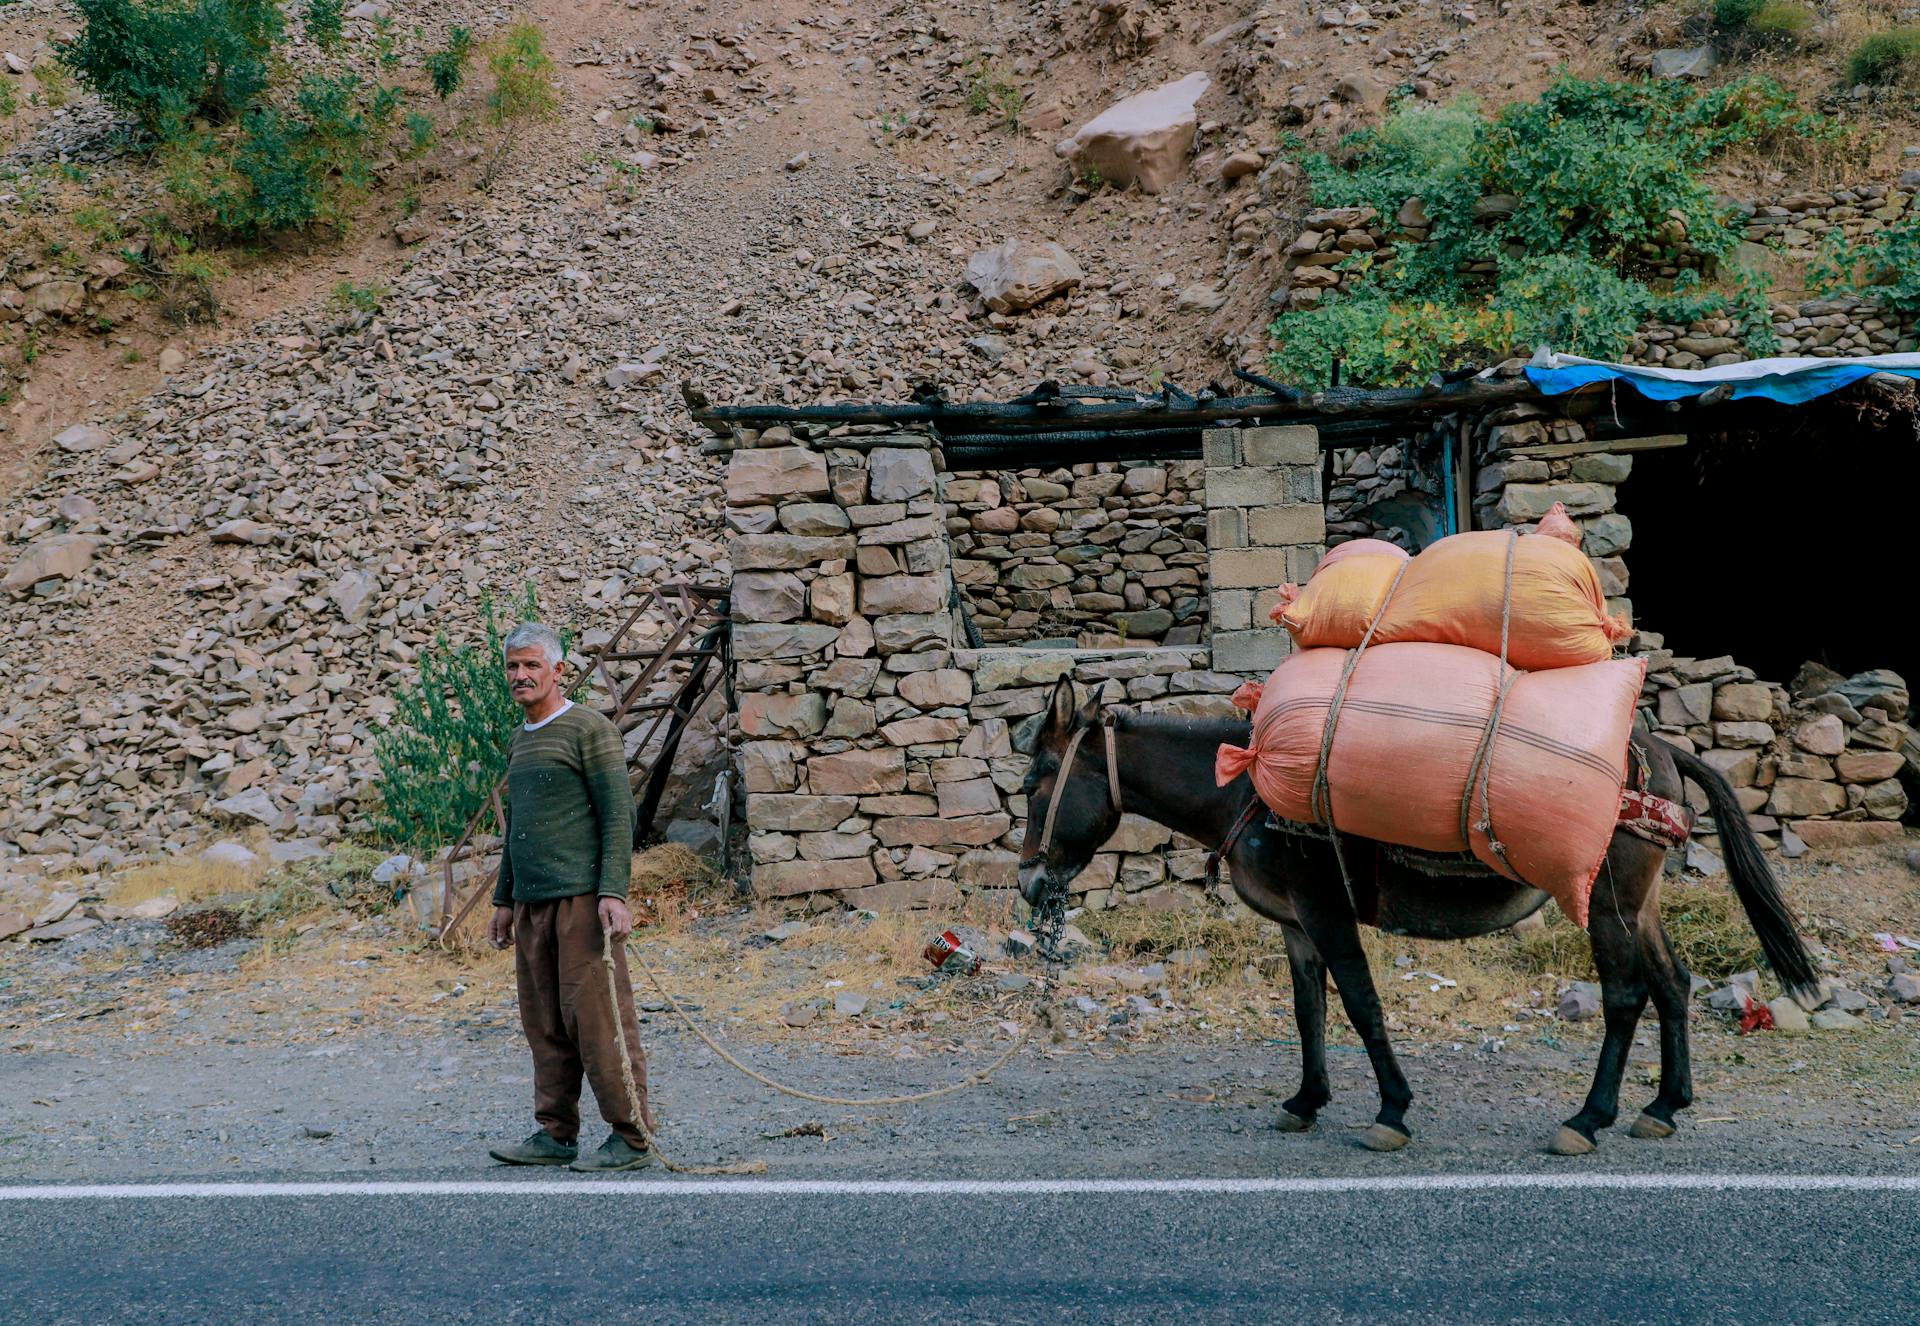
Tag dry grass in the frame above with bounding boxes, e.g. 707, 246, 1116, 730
1511, 880, 1765, 983
630, 843, 728, 935
1076, 903, 1282, 988
107, 854, 264, 907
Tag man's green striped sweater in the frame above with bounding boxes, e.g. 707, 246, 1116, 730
491, 704, 633, 906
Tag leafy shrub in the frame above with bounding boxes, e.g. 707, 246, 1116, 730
72, 204, 125, 244
1847, 28, 1920, 85
0, 76, 15, 118
1489, 255, 1650, 361
373, 590, 568, 853
305, 0, 343, 50
964, 57, 1023, 130
1269, 289, 1518, 389
486, 21, 557, 125
162, 72, 378, 234
1304, 97, 1483, 224
58, 0, 283, 133
405, 109, 434, 152
424, 26, 473, 100
1809, 215, 1920, 311
144, 229, 229, 321
1713, 0, 1764, 30
1270, 74, 1832, 387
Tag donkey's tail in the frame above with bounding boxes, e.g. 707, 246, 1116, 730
1661, 740, 1826, 1008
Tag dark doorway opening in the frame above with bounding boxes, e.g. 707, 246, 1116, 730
1622, 399, 1916, 691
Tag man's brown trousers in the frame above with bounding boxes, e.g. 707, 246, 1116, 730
513, 894, 655, 1147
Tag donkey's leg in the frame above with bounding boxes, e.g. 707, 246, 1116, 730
1277, 922, 1330, 1131
1292, 886, 1414, 1151
1552, 868, 1650, 1156
1629, 920, 1694, 1139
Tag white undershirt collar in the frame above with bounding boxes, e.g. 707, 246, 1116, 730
522, 698, 574, 731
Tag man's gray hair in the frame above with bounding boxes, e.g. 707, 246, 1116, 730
502, 621, 564, 665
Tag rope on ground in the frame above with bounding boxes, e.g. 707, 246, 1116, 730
621, 933, 1032, 1106
602, 930, 767, 1175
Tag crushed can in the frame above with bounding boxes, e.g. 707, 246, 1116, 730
924, 929, 982, 974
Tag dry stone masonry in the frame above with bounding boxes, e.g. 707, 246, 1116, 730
946, 460, 1208, 646
725, 423, 1325, 911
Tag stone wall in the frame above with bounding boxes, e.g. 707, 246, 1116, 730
1639, 656, 1910, 851
945, 460, 1209, 646
724, 423, 1324, 910
1324, 417, 1460, 550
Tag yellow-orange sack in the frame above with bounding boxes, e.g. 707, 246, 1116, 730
1215, 643, 1646, 927
1271, 506, 1631, 671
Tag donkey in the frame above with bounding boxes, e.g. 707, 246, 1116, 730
1016, 678, 1824, 1155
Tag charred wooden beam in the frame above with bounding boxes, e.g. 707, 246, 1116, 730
686, 374, 1546, 437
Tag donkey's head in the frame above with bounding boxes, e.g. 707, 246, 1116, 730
1016, 678, 1122, 906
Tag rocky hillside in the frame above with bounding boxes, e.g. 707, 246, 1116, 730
3, 0, 1918, 878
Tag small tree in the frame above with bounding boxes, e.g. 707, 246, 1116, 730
424, 25, 474, 100
480, 20, 556, 186
373, 589, 570, 853
59, 0, 285, 134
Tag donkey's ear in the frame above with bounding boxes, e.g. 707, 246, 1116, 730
1047, 677, 1077, 731
1077, 687, 1102, 727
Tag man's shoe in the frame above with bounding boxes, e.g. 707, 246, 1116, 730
489, 1130, 578, 1166
569, 1135, 657, 1173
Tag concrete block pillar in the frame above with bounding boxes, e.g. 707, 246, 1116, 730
1203, 425, 1325, 675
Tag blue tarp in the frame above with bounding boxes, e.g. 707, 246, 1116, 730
1522, 352, 1920, 406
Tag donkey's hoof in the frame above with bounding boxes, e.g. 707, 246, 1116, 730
1628, 1112, 1676, 1140
1359, 1123, 1411, 1152
1547, 1125, 1596, 1156
1274, 1110, 1314, 1133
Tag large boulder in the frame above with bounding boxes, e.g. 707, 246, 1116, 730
964, 239, 1083, 313
1054, 71, 1211, 194
3, 534, 98, 593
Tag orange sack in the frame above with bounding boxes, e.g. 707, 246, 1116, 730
1272, 506, 1631, 671
1269, 539, 1410, 650
1214, 643, 1646, 926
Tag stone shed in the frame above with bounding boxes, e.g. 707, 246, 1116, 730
702, 365, 1916, 911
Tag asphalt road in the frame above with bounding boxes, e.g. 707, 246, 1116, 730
4, 1174, 1918, 1325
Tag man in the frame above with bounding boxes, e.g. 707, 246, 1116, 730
485, 621, 657, 1172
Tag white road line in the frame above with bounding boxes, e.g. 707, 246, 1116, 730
1, 1174, 1918, 1201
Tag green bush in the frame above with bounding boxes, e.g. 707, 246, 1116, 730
1490, 255, 1649, 360
373, 590, 568, 853
1713, 0, 1764, 30
58, 0, 284, 133
486, 20, 557, 125
1847, 28, 1920, 85
1810, 214, 1920, 311
1270, 74, 1833, 387
329, 278, 387, 311
162, 72, 379, 234
306, 0, 343, 51
1268, 289, 1518, 390
0, 78, 17, 118
424, 25, 473, 100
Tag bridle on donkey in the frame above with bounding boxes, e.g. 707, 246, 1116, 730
1027, 712, 1122, 963
1032, 712, 1123, 858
